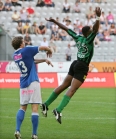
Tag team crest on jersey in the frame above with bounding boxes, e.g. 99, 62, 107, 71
83, 75, 87, 80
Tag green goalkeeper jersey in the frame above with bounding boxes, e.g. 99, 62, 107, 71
68, 29, 97, 65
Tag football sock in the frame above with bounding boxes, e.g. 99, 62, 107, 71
56, 95, 71, 113
31, 113, 39, 135
16, 109, 25, 132
45, 91, 59, 107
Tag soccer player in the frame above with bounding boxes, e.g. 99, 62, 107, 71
12, 36, 53, 139
41, 7, 101, 124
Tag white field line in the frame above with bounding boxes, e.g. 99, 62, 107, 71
0, 116, 115, 120
0, 98, 116, 105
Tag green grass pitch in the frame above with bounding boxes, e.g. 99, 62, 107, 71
0, 88, 116, 139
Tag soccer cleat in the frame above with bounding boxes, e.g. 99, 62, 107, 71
32, 135, 38, 139
52, 109, 62, 124
40, 103, 48, 117
14, 131, 21, 139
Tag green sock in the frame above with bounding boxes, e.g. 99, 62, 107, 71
56, 95, 71, 113
45, 92, 58, 107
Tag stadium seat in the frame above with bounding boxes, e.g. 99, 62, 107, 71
56, 2, 62, 7
55, 8, 61, 13
10, 28, 18, 36
29, 1, 36, 7
55, 41, 62, 47
66, 35, 72, 41
48, 7, 55, 13
5, 23, 12, 30
22, 1, 30, 7
104, 56, 115, 62
1, 11, 7, 17
34, 53, 44, 59
37, 35, 43, 41
57, 46, 62, 53
30, 34, 36, 40
34, 40, 41, 46
15, 6, 22, 11
63, 41, 69, 47
0, 17, 6, 24
42, 35, 50, 41
94, 47, 102, 56
72, 54, 77, 60
107, 47, 115, 55
12, 22, 18, 28
46, 29, 51, 36
41, 12, 47, 18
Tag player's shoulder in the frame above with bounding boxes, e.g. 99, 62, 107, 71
78, 34, 83, 37
87, 31, 97, 38
13, 48, 22, 54
24, 45, 38, 50
77, 34, 83, 39
26, 45, 36, 48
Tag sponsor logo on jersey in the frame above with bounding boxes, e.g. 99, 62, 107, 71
14, 54, 22, 61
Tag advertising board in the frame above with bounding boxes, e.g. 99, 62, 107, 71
0, 73, 115, 88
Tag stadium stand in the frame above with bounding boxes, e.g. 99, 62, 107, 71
0, 0, 116, 62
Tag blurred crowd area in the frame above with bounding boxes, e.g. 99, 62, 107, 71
0, 0, 116, 58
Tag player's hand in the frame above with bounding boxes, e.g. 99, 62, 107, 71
46, 52, 52, 58
46, 48, 52, 58
45, 59, 53, 67
95, 7, 101, 17
45, 18, 55, 22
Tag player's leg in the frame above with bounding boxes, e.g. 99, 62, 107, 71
37, 27, 41, 34
31, 104, 39, 139
15, 87, 28, 139
53, 60, 89, 123
53, 78, 83, 124
15, 105, 27, 139
44, 60, 77, 108
41, 61, 76, 117
30, 81, 42, 139
56, 78, 82, 112
45, 74, 73, 106
41, 74, 72, 117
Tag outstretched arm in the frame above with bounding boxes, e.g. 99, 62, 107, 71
92, 7, 101, 34
34, 59, 53, 67
39, 46, 52, 58
34, 59, 46, 64
45, 18, 69, 32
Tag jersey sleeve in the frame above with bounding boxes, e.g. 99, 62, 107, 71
86, 32, 97, 44
67, 29, 80, 40
26, 46, 39, 56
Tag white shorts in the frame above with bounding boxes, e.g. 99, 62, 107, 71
20, 81, 42, 105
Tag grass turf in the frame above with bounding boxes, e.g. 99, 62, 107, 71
0, 88, 116, 139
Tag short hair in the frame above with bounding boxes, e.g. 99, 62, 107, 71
66, 19, 71, 22
82, 26, 90, 36
12, 36, 23, 50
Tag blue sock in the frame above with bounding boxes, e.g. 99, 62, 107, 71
16, 109, 25, 132
31, 113, 39, 135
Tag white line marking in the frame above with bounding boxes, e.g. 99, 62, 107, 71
0, 98, 116, 105
0, 116, 115, 120
69, 100, 116, 105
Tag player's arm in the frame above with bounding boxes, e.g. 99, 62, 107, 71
39, 46, 53, 58
86, 7, 101, 44
45, 18, 80, 40
92, 7, 101, 34
34, 59, 53, 67
45, 18, 68, 32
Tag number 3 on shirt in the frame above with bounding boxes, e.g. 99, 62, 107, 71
16, 61, 27, 73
